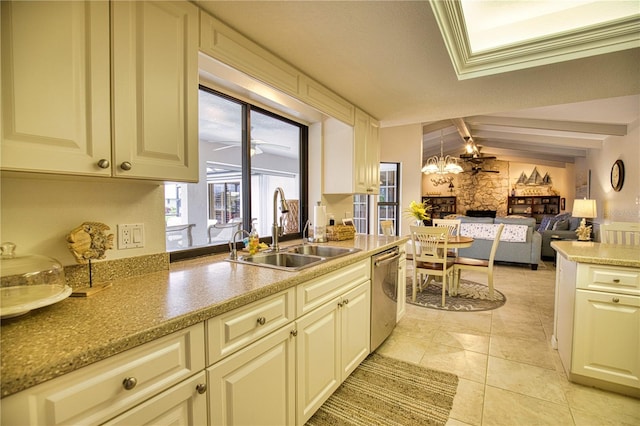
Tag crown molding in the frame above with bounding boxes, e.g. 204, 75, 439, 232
430, 0, 640, 80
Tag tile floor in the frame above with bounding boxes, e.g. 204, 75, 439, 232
376, 262, 640, 425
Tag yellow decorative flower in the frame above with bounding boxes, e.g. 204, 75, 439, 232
404, 200, 431, 221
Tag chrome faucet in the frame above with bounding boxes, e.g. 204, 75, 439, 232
271, 187, 289, 252
229, 229, 250, 260
302, 219, 311, 244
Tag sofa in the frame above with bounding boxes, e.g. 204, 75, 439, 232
456, 216, 542, 270
536, 214, 581, 258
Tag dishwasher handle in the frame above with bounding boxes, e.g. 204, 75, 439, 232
374, 250, 400, 267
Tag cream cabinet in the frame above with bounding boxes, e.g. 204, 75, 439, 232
554, 255, 640, 393
1, 0, 199, 182
295, 260, 371, 425
324, 109, 380, 194
207, 325, 296, 426
0, 323, 206, 425
397, 244, 407, 320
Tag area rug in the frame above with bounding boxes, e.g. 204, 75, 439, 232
306, 353, 458, 426
406, 275, 506, 312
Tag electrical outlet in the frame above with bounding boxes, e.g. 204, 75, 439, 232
118, 224, 144, 249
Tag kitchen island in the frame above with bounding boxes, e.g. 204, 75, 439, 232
1, 234, 407, 425
551, 240, 640, 398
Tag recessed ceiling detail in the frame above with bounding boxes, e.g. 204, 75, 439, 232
430, 0, 640, 80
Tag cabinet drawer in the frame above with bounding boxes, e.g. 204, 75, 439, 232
1, 323, 205, 426
297, 258, 370, 316
207, 288, 295, 365
577, 264, 640, 295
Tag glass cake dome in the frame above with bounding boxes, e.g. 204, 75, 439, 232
0, 242, 71, 318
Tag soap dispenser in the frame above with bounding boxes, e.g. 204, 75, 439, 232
248, 221, 259, 255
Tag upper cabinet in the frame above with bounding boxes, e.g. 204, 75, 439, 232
1, 0, 199, 182
199, 10, 355, 127
324, 109, 380, 195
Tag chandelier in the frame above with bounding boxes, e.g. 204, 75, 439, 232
421, 132, 463, 175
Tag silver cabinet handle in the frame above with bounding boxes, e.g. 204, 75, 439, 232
122, 377, 137, 390
257, 316, 266, 325
97, 159, 110, 169
120, 161, 132, 171
612, 297, 620, 303
196, 383, 207, 394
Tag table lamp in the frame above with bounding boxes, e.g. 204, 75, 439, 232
572, 199, 597, 241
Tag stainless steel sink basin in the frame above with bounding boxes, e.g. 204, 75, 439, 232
228, 252, 325, 271
287, 244, 360, 258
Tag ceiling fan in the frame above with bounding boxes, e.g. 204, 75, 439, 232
459, 136, 497, 163
470, 165, 500, 175
212, 138, 290, 155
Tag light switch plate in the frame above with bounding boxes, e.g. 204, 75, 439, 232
118, 223, 144, 249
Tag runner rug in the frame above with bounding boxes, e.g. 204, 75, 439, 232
306, 353, 458, 426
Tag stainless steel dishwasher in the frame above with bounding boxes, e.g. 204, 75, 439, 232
370, 247, 400, 351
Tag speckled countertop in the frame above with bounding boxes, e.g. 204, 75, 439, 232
551, 241, 640, 267
0, 235, 406, 398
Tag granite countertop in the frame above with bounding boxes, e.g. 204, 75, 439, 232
551, 241, 640, 267
0, 235, 407, 398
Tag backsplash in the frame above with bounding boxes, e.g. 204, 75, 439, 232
64, 253, 169, 289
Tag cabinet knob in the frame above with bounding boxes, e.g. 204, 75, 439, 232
612, 297, 620, 303
343, 298, 349, 305
122, 377, 138, 390
613, 279, 621, 283
256, 316, 266, 325
120, 161, 132, 171
196, 383, 207, 394
290, 329, 298, 337
97, 159, 110, 169
337, 302, 343, 308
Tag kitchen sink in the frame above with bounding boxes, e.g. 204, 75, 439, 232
287, 244, 360, 258
228, 252, 325, 271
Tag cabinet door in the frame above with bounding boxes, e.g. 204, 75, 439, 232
340, 281, 371, 380
207, 326, 296, 426
573, 289, 640, 389
554, 255, 577, 374
296, 297, 341, 425
397, 257, 407, 320
1, 1, 111, 176
103, 372, 207, 426
366, 116, 380, 194
353, 108, 369, 193
111, 0, 198, 182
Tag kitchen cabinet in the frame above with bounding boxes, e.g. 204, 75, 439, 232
553, 254, 640, 394
0, 323, 206, 425
0, 0, 199, 182
397, 244, 407, 320
324, 109, 380, 194
295, 260, 371, 424
207, 325, 296, 426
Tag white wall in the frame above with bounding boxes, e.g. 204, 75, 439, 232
379, 124, 423, 237
0, 175, 166, 266
586, 119, 640, 223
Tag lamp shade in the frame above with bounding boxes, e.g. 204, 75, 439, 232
572, 199, 597, 219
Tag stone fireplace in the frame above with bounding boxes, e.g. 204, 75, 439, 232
454, 160, 510, 216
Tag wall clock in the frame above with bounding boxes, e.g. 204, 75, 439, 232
610, 159, 624, 192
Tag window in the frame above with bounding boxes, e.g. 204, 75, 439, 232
165, 87, 307, 257
377, 163, 400, 236
352, 163, 400, 236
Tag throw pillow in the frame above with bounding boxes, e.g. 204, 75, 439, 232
537, 216, 554, 232
569, 217, 581, 231
552, 219, 570, 231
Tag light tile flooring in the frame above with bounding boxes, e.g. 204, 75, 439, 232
376, 262, 640, 425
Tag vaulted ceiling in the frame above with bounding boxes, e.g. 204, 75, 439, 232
195, 1, 640, 166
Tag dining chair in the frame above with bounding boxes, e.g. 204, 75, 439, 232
453, 223, 504, 298
433, 218, 461, 257
600, 222, 640, 246
380, 220, 394, 236
410, 225, 455, 306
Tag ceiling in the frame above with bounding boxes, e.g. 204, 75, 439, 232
195, 1, 640, 166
